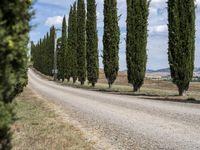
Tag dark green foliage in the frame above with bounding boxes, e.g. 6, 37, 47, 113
126, 0, 150, 92
86, 0, 99, 87
0, 0, 32, 148
68, 3, 78, 83
57, 37, 63, 80
48, 26, 55, 76
0, 102, 12, 150
168, 0, 195, 96
71, 3, 78, 83
77, 0, 86, 85
31, 26, 55, 76
66, 9, 73, 82
103, 0, 120, 88
58, 16, 67, 81
0, 0, 31, 104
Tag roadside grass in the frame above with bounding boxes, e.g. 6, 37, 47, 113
31, 68, 200, 102
11, 87, 94, 150
59, 80, 200, 102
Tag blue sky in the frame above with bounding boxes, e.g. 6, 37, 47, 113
30, 0, 200, 70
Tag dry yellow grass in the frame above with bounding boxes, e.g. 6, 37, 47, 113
32, 68, 200, 101
60, 69, 200, 102
12, 87, 94, 150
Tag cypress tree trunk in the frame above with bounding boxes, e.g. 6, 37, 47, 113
86, 0, 99, 87
77, 0, 86, 85
126, 0, 150, 92
168, 0, 195, 96
103, 0, 120, 88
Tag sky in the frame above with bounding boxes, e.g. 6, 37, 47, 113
30, 0, 200, 70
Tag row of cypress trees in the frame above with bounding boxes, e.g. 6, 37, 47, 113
0, 0, 32, 148
126, 0, 195, 96
31, 26, 55, 76
32, 0, 196, 96
31, 0, 99, 87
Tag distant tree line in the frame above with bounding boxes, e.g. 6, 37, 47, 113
32, 0, 99, 87
31, 0, 196, 96
0, 0, 32, 149
31, 26, 55, 76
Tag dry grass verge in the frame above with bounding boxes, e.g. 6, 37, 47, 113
11, 87, 93, 150
31, 68, 200, 103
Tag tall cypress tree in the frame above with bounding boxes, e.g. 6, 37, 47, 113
126, 0, 150, 92
0, 1, 31, 147
67, 7, 74, 82
57, 37, 62, 79
49, 26, 55, 76
77, 0, 86, 85
103, 0, 120, 88
86, 0, 99, 87
46, 31, 52, 76
71, 2, 78, 83
58, 16, 67, 81
168, 0, 195, 96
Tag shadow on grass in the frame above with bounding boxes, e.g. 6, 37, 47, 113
141, 97, 200, 104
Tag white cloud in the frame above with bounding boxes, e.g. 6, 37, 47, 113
45, 16, 63, 27
149, 25, 168, 34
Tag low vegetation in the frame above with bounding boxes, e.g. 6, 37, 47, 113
11, 87, 93, 150
58, 70, 200, 102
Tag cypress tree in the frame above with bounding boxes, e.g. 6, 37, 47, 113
168, 0, 195, 96
48, 26, 55, 76
46, 31, 52, 76
0, 0, 31, 103
126, 0, 150, 92
71, 2, 78, 83
103, 0, 120, 88
32, 27, 55, 77
57, 37, 63, 81
66, 7, 73, 82
77, 0, 86, 85
86, 0, 99, 87
0, 0, 32, 147
58, 16, 67, 81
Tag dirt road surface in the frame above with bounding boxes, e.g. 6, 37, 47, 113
28, 69, 200, 150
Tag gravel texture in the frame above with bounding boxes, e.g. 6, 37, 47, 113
28, 69, 200, 150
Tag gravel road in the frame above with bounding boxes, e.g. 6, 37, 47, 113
28, 69, 200, 150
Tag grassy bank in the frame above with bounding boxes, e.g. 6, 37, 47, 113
32, 68, 200, 102
11, 87, 93, 150
60, 81, 200, 102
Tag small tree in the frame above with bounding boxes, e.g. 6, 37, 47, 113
77, 0, 86, 85
103, 0, 120, 88
168, 0, 195, 96
86, 0, 99, 87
